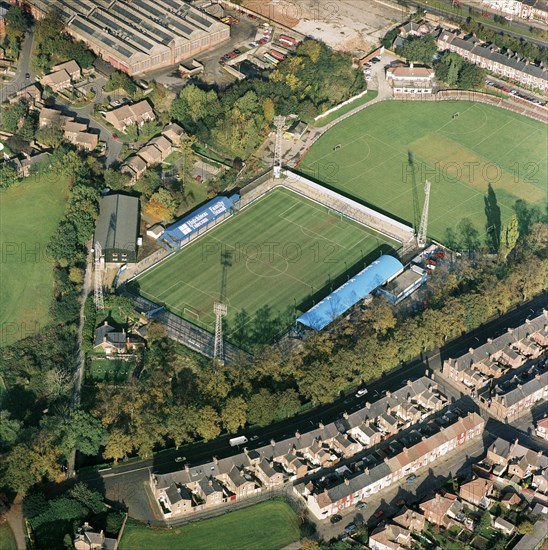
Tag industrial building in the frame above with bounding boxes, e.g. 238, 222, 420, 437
21, 0, 230, 75
95, 194, 140, 263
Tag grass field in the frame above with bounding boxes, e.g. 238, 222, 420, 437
299, 101, 547, 244
0, 523, 17, 550
0, 172, 70, 346
119, 500, 301, 550
130, 187, 399, 343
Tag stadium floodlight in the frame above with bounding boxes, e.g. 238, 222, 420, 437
273, 115, 285, 178
417, 180, 431, 249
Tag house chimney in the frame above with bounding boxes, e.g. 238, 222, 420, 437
487, 338, 493, 343
209, 479, 213, 486
213, 456, 218, 464
386, 391, 391, 397
384, 457, 389, 463
518, 384, 523, 390
364, 467, 369, 475
366, 402, 371, 409
469, 348, 474, 354
104, 321, 108, 326
319, 422, 325, 429
270, 461, 275, 468
410, 62, 414, 69
407, 379, 412, 386
103, 336, 107, 343
271, 439, 276, 446
365, 419, 370, 427
295, 430, 301, 439
343, 412, 349, 420
344, 478, 350, 485
240, 469, 244, 477
185, 464, 190, 472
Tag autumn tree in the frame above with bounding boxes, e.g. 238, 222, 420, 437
221, 396, 248, 433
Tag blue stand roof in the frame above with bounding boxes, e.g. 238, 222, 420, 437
297, 255, 404, 331
161, 194, 239, 247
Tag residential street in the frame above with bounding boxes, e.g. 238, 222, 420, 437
78, 294, 547, 525
0, 31, 36, 103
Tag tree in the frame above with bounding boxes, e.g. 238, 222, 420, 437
457, 217, 481, 253
165, 406, 197, 449
276, 389, 301, 420
61, 410, 106, 456
195, 406, 221, 441
105, 71, 138, 97
247, 389, 277, 426
0, 410, 22, 450
104, 168, 131, 190
68, 483, 106, 514
145, 188, 178, 220
0, 165, 18, 189
221, 396, 247, 433
5, 5, 29, 34
499, 215, 519, 262
103, 428, 133, 462
517, 519, 534, 534
397, 35, 437, 65
457, 62, 485, 90
2, 102, 26, 133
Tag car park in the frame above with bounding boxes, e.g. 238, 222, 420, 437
330, 514, 343, 524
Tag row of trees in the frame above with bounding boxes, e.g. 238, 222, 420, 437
0, 149, 129, 494
170, 39, 365, 159
2, 4, 30, 60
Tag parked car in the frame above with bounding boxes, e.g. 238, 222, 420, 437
174, 456, 186, 463
330, 514, 343, 524
233, 49, 241, 54
344, 523, 356, 534
406, 474, 417, 483
112, 133, 119, 140
355, 388, 368, 397
25, 72, 30, 79
374, 510, 385, 518
356, 502, 368, 510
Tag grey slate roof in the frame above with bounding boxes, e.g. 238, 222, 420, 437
439, 32, 547, 82
95, 193, 139, 253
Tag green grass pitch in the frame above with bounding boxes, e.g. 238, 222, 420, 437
131, 187, 399, 341
299, 101, 547, 243
119, 500, 301, 550
0, 172, 70, 346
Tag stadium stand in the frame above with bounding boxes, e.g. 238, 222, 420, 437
297, 255, 404, 330
160, 195, 240, 250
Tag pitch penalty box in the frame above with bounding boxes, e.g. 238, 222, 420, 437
201, 241, 341, 264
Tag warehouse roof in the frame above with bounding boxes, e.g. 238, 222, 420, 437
297, 255, 404, 330
95, 194, 140, 253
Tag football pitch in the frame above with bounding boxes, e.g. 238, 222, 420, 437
131, 187, 399, 342
299, 101, 547, 243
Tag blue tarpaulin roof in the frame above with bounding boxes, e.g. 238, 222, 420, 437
297, 255, 404, 331
162, 194, 239, 248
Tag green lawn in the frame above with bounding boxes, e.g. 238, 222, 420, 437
130, 187, 399, 343
0, 523, 17, 550
88, 358, 136, 382
119, 500, 301, 550
0, 172, 70, 346
299, 101, 547, 244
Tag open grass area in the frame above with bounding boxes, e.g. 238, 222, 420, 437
130, 187, 398, 343
0, 172, 70, 346
119, 500, 301, 550
87, 358, 136, 382
299, 101, 547, 244
0, 523, 17, 550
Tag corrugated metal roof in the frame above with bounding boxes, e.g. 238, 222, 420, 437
95, 194, 139, 253
297, 255, 404, 330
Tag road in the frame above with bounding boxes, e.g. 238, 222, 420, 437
77, 293, 547, 521
407, 0, 548, 48
0, 31, 36, 103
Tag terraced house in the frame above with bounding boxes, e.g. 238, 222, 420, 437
296, 412, 484, 519
437, 31, 548, 92
19, 0, 229, 75
150, 376, 447, 519
442, 311, 547, 395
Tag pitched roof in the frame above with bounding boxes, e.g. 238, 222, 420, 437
95, 193, 139, 253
